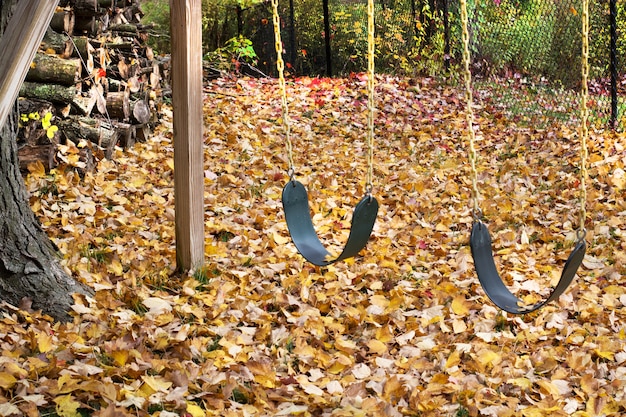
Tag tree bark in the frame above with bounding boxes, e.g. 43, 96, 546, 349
0, 0, 92, 322
41, 27, 74, 58
19, 81, 78, 103
26, 53, 82, 86
0, 107, 92, 321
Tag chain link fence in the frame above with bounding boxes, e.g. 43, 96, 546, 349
219, 0, 624, 130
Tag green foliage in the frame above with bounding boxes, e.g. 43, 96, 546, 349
469, 0, 589, 88
20, 111, 58, 139
299, 1, 448, 76
455, 406, 470, 417
204, 35, 259, 72
141, 0, 264, 57
140, 0, 171, 54
376, 4, 447, 76
589, 0, 626, 81
290, 0, 326, 74
331, 8, 367, 73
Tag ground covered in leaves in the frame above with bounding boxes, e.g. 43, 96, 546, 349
2, 75, 626, 416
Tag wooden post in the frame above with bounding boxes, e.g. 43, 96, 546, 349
170, 0, 205, 271
0, 0, 59, 130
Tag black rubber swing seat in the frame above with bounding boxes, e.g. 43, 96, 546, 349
470, 220, 587, 314
282, 180, 379, 266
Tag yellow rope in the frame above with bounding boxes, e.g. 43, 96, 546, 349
461, 0, 589, 234
271, 0, 295, 175
366, 0, 375, 193
460, 0, 480, 217
271, 0, 375, 193
579, 0, 589, 238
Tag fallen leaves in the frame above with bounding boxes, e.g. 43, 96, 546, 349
1, 75, 625, 416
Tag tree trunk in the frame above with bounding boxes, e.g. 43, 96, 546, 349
0, 0, 92, 322
0, 107, 92, 321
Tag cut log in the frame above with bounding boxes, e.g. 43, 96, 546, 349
20, 82, 77, 104
78, 146, 96, 173
74, 16, 104, 35
71, 36, 95, 73
99, 126, 119, 158
117, 57, 130, 79
134, 123, 151, 142
96, 46, 111, 69
127, 75, 141, 93
50, 9, 75, 35
58, 115, 118, 158
131, 98, 150, 124
106, 90, 130, 120
105, 41, 135, 51
109, 23, 138, 34
42, 28, 73, 58
107, 78, 126, 92
18, 98, 56, 119
26, 53, 81, 86
113, 121, 135, 148
18, 144, 57, 172
72, 85, 101, 115
74, 0, 99, 16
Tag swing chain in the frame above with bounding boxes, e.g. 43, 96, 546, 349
461, 0, 589, 240
366, 0, 375, 195
271, 0, 295, 176
460, 0, 481, 218
579, 0, 589, 241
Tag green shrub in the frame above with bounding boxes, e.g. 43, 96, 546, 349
469, 0, 594, 88
204, 35, 259, 72
141, 0, 171, 54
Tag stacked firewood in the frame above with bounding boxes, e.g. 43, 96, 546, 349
17, 0, 168, 173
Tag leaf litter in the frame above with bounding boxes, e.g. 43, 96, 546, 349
1, 75, 626, 416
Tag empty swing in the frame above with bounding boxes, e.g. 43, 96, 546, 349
459, 0, 589, 314
270, 0, 379, 266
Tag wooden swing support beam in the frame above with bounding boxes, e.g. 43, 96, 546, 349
0, 0, 205, 272
0, 0, 59, 129
170, 0, 205, 271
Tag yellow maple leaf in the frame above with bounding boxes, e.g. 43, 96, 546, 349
110, 350, 129, 366
27, 160, 45, 177
273, 232, 290, 245
186, 402, 206, 417
594, 349, 614, 361
107, 259, 124, 276
445, 350, 461, 369
142, 375, 172, 393
535, 380, 560, 398
476, 349, 501, 368
375, 325, 394, 343
367, 339, 387, 354
509, 377, 532, 390
37, 331, 54, 353
54, 394, 81, 417
0, 372, 17, 390
450, 296, 470, 316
